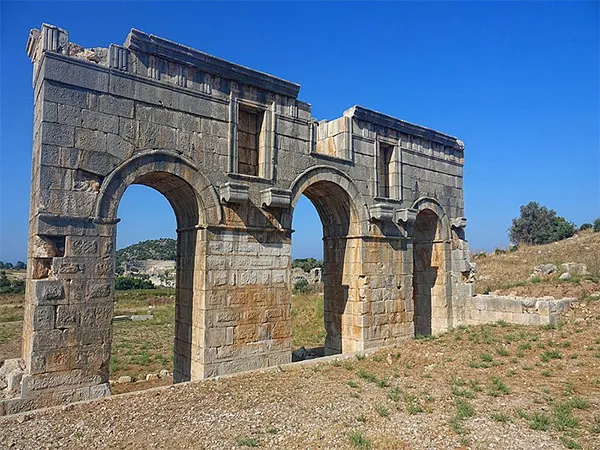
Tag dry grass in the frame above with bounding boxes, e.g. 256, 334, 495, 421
291, 292, 325, 349
0, 293, 24, 361
0, 288, 326, 380
474, 229, 600, 299
109, 288, 175, 380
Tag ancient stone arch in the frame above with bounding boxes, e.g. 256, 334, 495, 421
0, 24, 473, 415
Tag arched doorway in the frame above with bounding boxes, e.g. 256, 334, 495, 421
291, 170, 364, 356
114, 172, 199, 383
112, 185, 177, 387
95, 152, 216, 384
412, 208, 444, 336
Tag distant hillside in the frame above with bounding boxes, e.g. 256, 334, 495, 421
474, 229, 600, 300
116, 238, 176, 269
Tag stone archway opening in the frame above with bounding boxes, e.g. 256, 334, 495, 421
412, 209, 445, 337
290, 194, 325, 361
294, 180, 359, 357
110, 184, 177, 391
109, 171, 203, 387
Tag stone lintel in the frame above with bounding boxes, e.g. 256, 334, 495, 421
346, 105, 464, 150
125, 29, 301, 98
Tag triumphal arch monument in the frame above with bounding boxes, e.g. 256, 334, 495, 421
0, 24, 473, 415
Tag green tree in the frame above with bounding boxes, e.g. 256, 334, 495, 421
509, 202, 575, 245
292, 258, 323, 272
115, 276, 155, 290
14, 261, 26, 270
594, 218, 600, 232
0, 271, 10, 288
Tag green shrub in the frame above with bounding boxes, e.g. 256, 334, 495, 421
0, 271, 25, 294
115, 276, 154, 290
509, 202, 575, 245
594, 218, 600, 232
579, 223, 592, 231
292, 278, 310, 294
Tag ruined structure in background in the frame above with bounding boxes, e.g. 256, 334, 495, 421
1, 24, 475, 415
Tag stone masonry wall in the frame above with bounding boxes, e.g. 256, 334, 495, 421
0, 24, 474, 415
458, 295, 573, 327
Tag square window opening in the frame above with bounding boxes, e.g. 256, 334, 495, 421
238, 107, 265, 177
379, 143, 394, 198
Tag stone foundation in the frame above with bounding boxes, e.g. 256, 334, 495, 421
457, 295, 573, 327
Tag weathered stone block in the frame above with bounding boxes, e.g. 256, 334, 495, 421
81, 109, 118, 134
32, 279, 65, 305
44, 55, 109, 92
42, 122, 74, 147
55, 305, 80, 328
32, 305, 55, 331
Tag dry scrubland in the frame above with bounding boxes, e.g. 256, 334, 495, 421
474, 230, 600, 301
0, 231, 599, 448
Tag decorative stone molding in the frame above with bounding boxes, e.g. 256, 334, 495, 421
220, 182, 249, 204
395, 208, 418, 225
261, 188, 291, 209
109, 45, 129, 71
451, 217, 467, 230
126, 29, 300, 97
394, 208, 418, 236
370, 203, 395, 221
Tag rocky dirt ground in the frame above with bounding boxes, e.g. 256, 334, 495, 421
1, 232, 600, 449
1, 297, 599, 449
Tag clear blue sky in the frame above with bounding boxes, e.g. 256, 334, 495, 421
1, 1, 598, 262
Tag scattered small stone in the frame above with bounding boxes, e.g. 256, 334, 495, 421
159, 370, 171, 378
16, 414, 31, 423
116, 376, 132, 384
291, 346, 323, 362
559, 272, 572, 281
533, 264, 558, 276
130, 315, 153, 322
146, 373, 159, 381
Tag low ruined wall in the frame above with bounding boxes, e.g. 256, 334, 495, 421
461, 294, 573, 327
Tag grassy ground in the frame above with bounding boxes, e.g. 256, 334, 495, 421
0, 287, 326, 381
291, 292, 325, 349
2, 297, 599, 449
0, 293, 24, 361
110, 288, 175, 380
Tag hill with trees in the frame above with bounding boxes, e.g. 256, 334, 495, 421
116, 238, 176, 271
